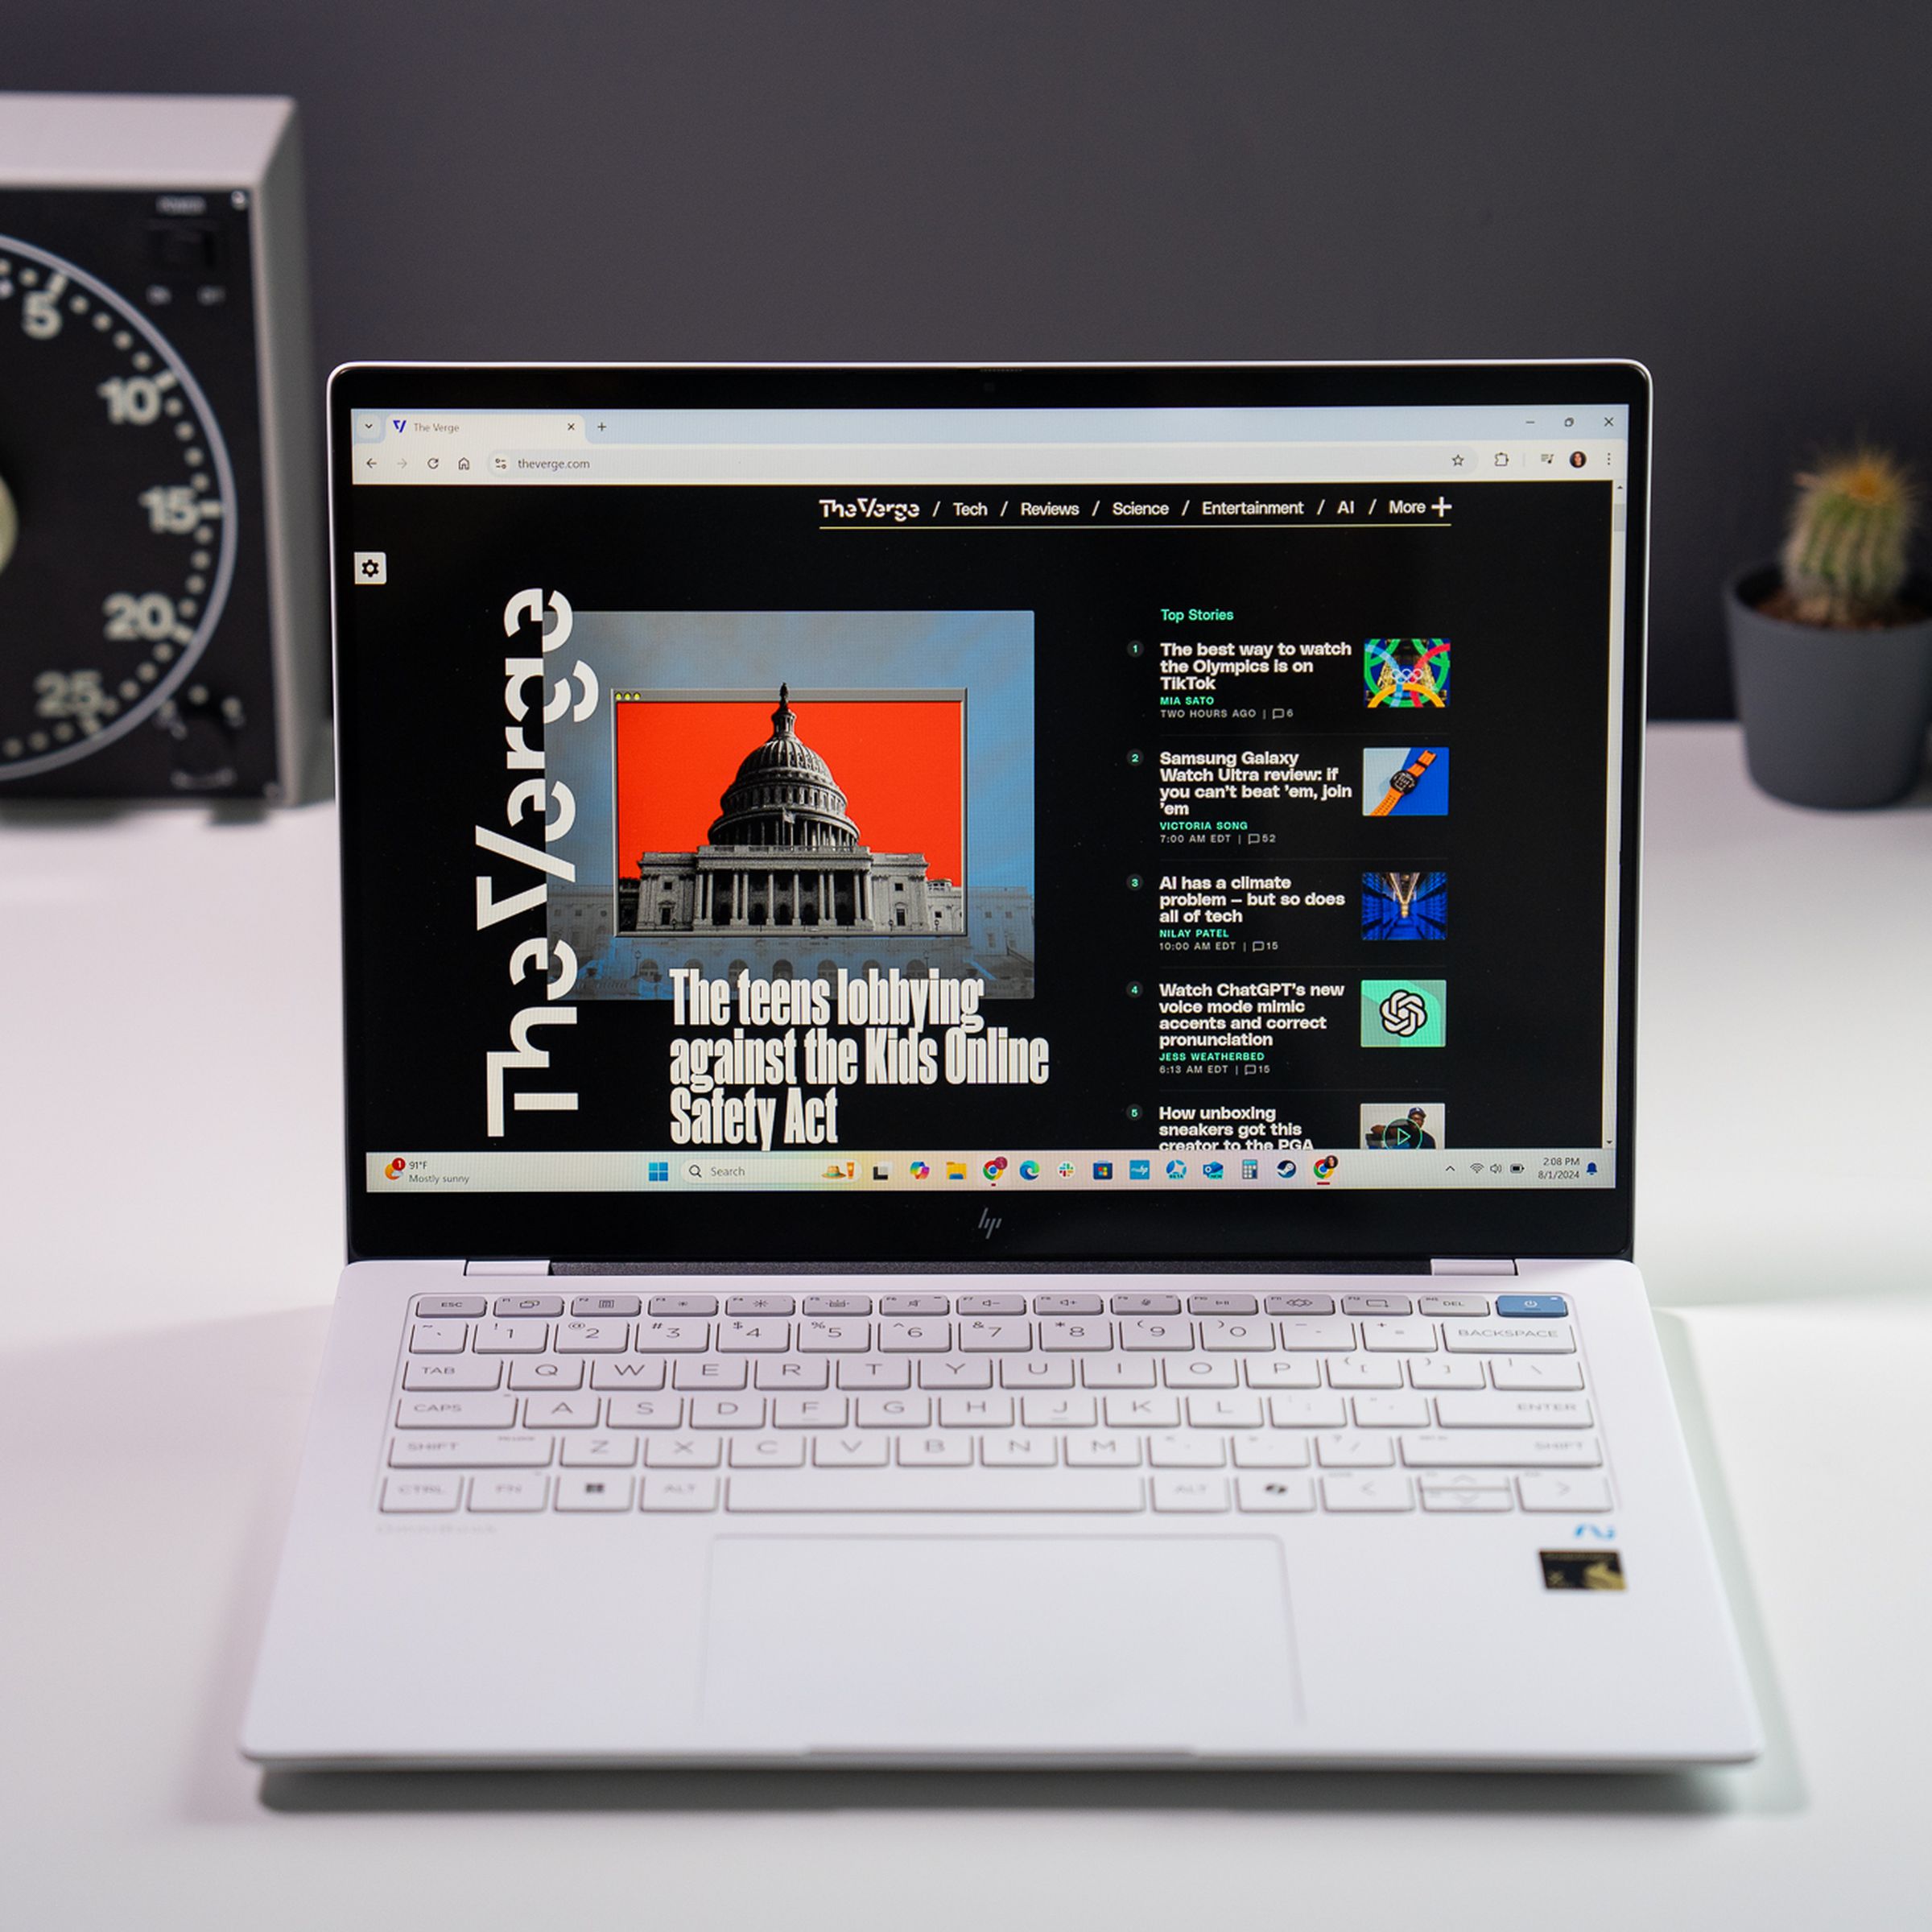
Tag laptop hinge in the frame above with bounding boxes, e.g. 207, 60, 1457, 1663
1430, 1257, 1519, 1277
463, 1259, 554, 1276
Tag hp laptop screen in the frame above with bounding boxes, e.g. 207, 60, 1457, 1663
332, 365, 1646, 1264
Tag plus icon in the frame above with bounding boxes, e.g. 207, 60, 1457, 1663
1431, 497, 1451, 518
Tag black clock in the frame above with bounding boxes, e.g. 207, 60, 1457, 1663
0, 94, 326, 802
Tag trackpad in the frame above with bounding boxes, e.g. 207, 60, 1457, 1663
701, 1535, 1299, 1752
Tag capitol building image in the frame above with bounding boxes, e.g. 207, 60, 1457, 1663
631, 687, 964, 937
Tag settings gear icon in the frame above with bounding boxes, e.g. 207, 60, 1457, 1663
1379, 987, 1430, 1038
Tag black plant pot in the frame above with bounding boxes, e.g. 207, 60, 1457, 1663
1725, 565, 1932, 808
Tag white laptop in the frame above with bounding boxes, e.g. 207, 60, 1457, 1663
244, 361, 1760, 1769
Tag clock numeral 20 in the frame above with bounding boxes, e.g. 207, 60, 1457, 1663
102, 592, 177, 641
139, 485, 200, 534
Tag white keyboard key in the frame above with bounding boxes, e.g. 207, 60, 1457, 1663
644, 1435, 722, 1468
857, 1393, 929, 1429
898, 1432, 973, 1467
591, 1359, 667, 1391
554, 1473, 633, 1512
1148, 1431, 1224, 1468
1421, 1485, 1512, 1513
1326, 1355, 1403, 1389
508, 1358, 584, 1390
1001, 1356, 1075, 1389
561, 1434, 639, 1468
717, 1319, 791, 1352
1276, 1318, 1355, 1351
1065, 1432, 1142, 1467
1361, 1318, 1437, 1353
1236, 1473, 1315, 1512
838, 1359, 913, 1390
1152, 1475, 1228, 1513
1518, 1473, 1613, 1512
772, 1394, 848, 1429
606, 1394, 682, 1428
637, 1319, 710, 1352
688, 1393, 764, 1428
395, 1393, 517, 1430
960, 1319, 1031, 1352
1399, 1432, 1602, 1468
1407, 1355, 1486, 1390
494, 1294, 564, 1319
408, 1320, 468, 1354
1200, 1318, 1274, 1351
1315, 1431, 1394, 1468
1021, 1393, 1096, 1427
939, 1393, 1013, 1428
381, 1475, 461, 1512
813, 1433, 890, 1468
1082, 1356, 1156, 1388
1120, 1317, 1192, 1352
402, 1358, 502, 1392
572, 1294, 642, 1318
1243, 1356, 1322, 1389
1320, 1473, 1414, 1512
756, 1357, 832, 1390
729, 1435, 806, 1468
725, 1472, 1144, 1513
415, 1294, 486, 1319
1435, 1393, 1595, 1429
473, 1319, 548, 1354
641, 1475, 720, 1511
1187, 1393, 1263, 1429
390, 1434, 551, 1468
1341, 1293, 1412, 1317
1162, 1356, 1239, 1389
523, 1394, 598, 1428
1106, 1393, 1180, 1429
672, 1357, 749, 1390
1352, 1392, 1430, 1429
1232, 1431, 1311, 1468
1445, 1321, 1575, 1355
880, 1319, 951, 1352
1418, 1294, 1492, 1317
1041, 1318, 1113, 1352
799, 1319, 871, 1352
919, 1358, 993, 1389
555, 1319, 628, 1353
468, 1472, 547, 1512
982, 1433, 1057, 1467
1268, 1392, 1347, 1429
1488, 1356, 1587, 1391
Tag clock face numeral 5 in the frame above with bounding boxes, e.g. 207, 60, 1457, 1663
0, 235, 238, 778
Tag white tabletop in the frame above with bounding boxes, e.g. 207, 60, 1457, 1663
3, 722, 1928, 1929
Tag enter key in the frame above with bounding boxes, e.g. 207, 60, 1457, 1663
1433, 1392, 1594, 1430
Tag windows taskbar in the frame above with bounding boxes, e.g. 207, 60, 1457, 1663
365, 1150, 1616, 1193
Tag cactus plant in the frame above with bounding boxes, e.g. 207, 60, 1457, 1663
1780, 448, 1919, 627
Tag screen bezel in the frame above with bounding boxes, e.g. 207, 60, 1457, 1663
330, 360, 1649, 1265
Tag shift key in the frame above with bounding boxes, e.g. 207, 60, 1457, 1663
388, 1433, 554, 1468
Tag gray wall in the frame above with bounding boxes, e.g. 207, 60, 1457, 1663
6, 0, 1926, 716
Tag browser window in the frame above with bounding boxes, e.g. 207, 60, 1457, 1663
340, 395, 1630, 1206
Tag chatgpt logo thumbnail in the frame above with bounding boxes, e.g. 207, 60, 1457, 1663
1360, 979, 1447, 1047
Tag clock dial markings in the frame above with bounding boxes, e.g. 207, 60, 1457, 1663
0, 233, 238, 778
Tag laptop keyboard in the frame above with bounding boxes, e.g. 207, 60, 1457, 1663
381, 1287, 1607, 1517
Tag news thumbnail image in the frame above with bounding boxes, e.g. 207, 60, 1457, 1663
1360, 1102, 1445, 1150
1362, 745, 1448, 817
1363, 638, 1450, 709
542, 611, 1036, 1000
1363, 869, 1447, 942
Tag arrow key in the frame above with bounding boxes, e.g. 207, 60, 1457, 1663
1517, 1473, 1612, 1512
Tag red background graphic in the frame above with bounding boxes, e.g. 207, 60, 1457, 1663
615, 696, 964, 882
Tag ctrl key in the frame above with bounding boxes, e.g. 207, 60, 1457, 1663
380, 1475, 461, 1513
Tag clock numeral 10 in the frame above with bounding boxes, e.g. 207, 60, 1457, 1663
97, 373, 175, 426
102, 591, 178, 641
139, 485, 201, 534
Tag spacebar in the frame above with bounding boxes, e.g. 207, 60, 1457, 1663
725, 1472, 1146, 1513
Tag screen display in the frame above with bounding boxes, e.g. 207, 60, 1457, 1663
332, 367, 1644, 1263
